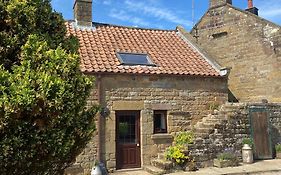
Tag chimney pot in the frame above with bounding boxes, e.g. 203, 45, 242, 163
73, 0, 92, 27
248, 0, 253, 8
209, 0, 232, 9
246, 0, 259, 16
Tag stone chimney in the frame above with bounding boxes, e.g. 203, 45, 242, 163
209, 0, 232, 9
73, 0, 92, 26
246, 0, 259, 16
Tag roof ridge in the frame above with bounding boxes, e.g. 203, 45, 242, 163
92, 22, 176, 32
65, 20, 176, 32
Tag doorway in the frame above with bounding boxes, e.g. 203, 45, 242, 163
250, 107, 273, 159
116, 111, 141, 169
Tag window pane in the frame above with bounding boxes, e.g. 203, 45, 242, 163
117, 53, 153, 65
153, 111, 167, 134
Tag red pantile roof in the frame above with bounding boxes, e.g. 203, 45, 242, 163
66, 21, 221, 77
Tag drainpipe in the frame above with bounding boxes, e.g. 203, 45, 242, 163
96, 74, 102, 163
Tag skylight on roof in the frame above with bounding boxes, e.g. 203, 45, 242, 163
117, 52, 155, 66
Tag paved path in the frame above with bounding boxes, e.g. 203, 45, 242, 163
110, 159, 281, 175
110, 169, 151, 175
169, 159, 281, 175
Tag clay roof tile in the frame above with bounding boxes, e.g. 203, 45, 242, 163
66, 22, 220, 77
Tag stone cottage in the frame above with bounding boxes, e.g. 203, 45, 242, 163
66, 0, 229, 173
191, 0, 281, 103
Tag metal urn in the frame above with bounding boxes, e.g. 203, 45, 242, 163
242, 144, 254, 164
91, 164, 102, 175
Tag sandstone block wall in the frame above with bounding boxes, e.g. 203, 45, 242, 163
101, 74, 227, 171
71, 74, 227, 173
191, 103, 281, 167
191, 5, 281, 102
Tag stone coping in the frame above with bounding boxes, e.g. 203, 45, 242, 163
151, 134, 173, 140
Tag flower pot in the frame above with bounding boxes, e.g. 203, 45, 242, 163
213, 159, 238, 168
276, 152, 281, 159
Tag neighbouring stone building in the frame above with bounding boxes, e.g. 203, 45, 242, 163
65, 0, 229, 173
191, 0, 281, 103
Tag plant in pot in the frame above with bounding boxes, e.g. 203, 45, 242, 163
214, 148, 239, 168
275, 143, 281, 159
242, 138, 254, 148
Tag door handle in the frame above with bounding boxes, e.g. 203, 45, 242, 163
137, 143, 140, 147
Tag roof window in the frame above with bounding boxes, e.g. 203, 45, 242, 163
117, 52, 155, 66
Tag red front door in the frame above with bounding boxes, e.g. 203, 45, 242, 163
116, 111, 141, 169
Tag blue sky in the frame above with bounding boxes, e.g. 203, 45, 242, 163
51, 0, 281, 30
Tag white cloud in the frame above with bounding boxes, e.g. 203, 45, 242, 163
124, 0, 192, 27
102, 0, 112, 5
256, 0, 281, 20
109, 9, 151, 27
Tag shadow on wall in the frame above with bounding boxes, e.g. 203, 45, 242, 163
271, 126, 281, 157
228, 89, 239, 103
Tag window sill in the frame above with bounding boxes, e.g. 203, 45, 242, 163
151, 133, 173, 140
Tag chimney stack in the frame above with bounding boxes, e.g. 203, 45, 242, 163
246, 0, 259, 16
73, 0, 92, 27
209, 0, 232, 9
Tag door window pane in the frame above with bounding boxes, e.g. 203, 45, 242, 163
118, 115, 136, 144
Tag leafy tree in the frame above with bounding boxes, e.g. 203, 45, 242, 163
0, 0, 99, 174
0, 0, 73, 70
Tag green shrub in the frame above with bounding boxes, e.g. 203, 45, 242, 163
165, 145, 189, 164
242, 138, 254, 147
0, 1, 99, 174
275, 144, 281, 153
217, 153, 237, 161
175, 131, 194, 145
165, 131, 195, 166
217, 148, 238, 162
208, 102, 220, 111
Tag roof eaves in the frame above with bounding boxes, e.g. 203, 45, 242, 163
176, 26, 228, 76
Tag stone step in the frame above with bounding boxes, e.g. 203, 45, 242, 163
157, 153, 165, 160
209, 114, 226, 119
144, 165, 166, 175
204, 118, 224, 124
151, 159, 173, 170
195, 127, 213, 134
194, 132, 209, 139
197, 122, 217, 129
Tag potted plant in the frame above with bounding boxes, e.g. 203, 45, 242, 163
275, 143, 281, 159
214, 148, 239, 168
242, 138, 254, 148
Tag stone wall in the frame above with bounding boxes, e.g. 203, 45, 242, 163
191, 103, 281, 167
191, 5, 281, 102
101, 74, 227, 171
70, 74, 228, 174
